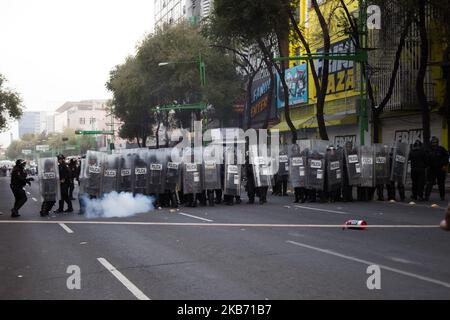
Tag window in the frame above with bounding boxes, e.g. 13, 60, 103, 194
79, 118, 85, 125
89, 117, 96, 124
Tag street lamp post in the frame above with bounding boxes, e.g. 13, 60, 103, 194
156, 53, 209, 138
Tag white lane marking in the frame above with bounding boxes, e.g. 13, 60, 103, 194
287, 240, 450, 289
32, 197, 38, 202
0, 220, 439, 228
294, 205, 349, 215
97, 257, 150, 300
178, 212, 213, 222
389, 257, 418, 265
26, 192, 31, 195
59, 223, 74, 234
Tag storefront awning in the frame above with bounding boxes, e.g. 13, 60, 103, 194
270, 113, 357, 132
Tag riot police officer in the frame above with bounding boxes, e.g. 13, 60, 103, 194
68, 158, 77, 200
409, 140, 428, 201
425, 137, 449, 201
55, 154, 73, 213
244, 151, 256, 204
10, 159, 34, 217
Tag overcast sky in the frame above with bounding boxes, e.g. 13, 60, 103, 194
0, 0, 154, 146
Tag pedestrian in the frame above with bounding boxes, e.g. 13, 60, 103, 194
10, 159, 34, 217
409, 140, 428, 201
55, 154, 73, 213
425, 137, 449, 201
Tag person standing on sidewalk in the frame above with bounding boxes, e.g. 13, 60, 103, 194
425, 137, 449, 201
409, 140, 428, 201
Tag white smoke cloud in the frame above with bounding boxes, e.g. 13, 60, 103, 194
82, 192, 154, 218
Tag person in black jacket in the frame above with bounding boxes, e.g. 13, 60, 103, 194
409, 140, 428, 201
425, 137, 449, 201
68, 158, 77, 200
10, 159, 34, 217
55, 154, 73, 213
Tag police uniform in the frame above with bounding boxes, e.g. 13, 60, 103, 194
425, 138, 449, 201
56, 155, 73, 212
10, 160, 33, 217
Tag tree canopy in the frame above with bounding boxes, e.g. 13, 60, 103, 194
0, 73, 23, 132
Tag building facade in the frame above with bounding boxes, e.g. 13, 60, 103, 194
271, 0, 447, 148
154, 0, 213, 29
18, 111, 47, 138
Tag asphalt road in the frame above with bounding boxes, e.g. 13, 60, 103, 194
0, 176, 449, 300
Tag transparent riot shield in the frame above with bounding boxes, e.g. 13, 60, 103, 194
38, 157, 60, 202
203, 144, 221, 190
249, 144, 272, 188
288, 143, 307, 188
344, 142, 361, 186
359, 145, 375, 187
118, 152, 133, 193
147, 149, 165, 194
182, 147, 202, 194
101, 154, 119, 195
132, 149, 149, 195
391, 142, 410, 184
307, 146, 326, 191
374, 144, 391, 185
84, 150, 105, 198
326, 147, 343, 192
79, 158, 87, 195
165, 147, 181, 192
277, 143, 289, 176
224, 145, 241, 196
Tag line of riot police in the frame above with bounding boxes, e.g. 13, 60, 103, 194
34, 137, 448, 215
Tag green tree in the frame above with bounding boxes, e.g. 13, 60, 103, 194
211, 0, 300, 142
0, 74, 23, 132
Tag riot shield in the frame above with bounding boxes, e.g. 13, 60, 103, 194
223, 145, 241, 196
79, 158, 87, 195
307, 146, 325, 191
148, 149, 164, 194
165, 147, 181, 192
84, 150, 104, 198
359, 145, 375, 187
132, 149, 149, 195
344, 142, 361, 186
326, 147, 343, 192
101, 154, 119, 195
182, 147, 202, 194
203, 144, 221, 190
288, 143, 307, 188
38, 157, 60, 202
374, 144, 391, 185
249, 144, 272, 188
118, 153, 133, 193
391, 142, 410, 184
277, 144, 289, 176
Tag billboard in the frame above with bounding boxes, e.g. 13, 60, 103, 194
313, 39, 355, 96
244, 67, 278, 129
277, 64, 308, 109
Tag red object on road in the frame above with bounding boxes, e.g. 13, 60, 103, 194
343, 220, 367, 230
